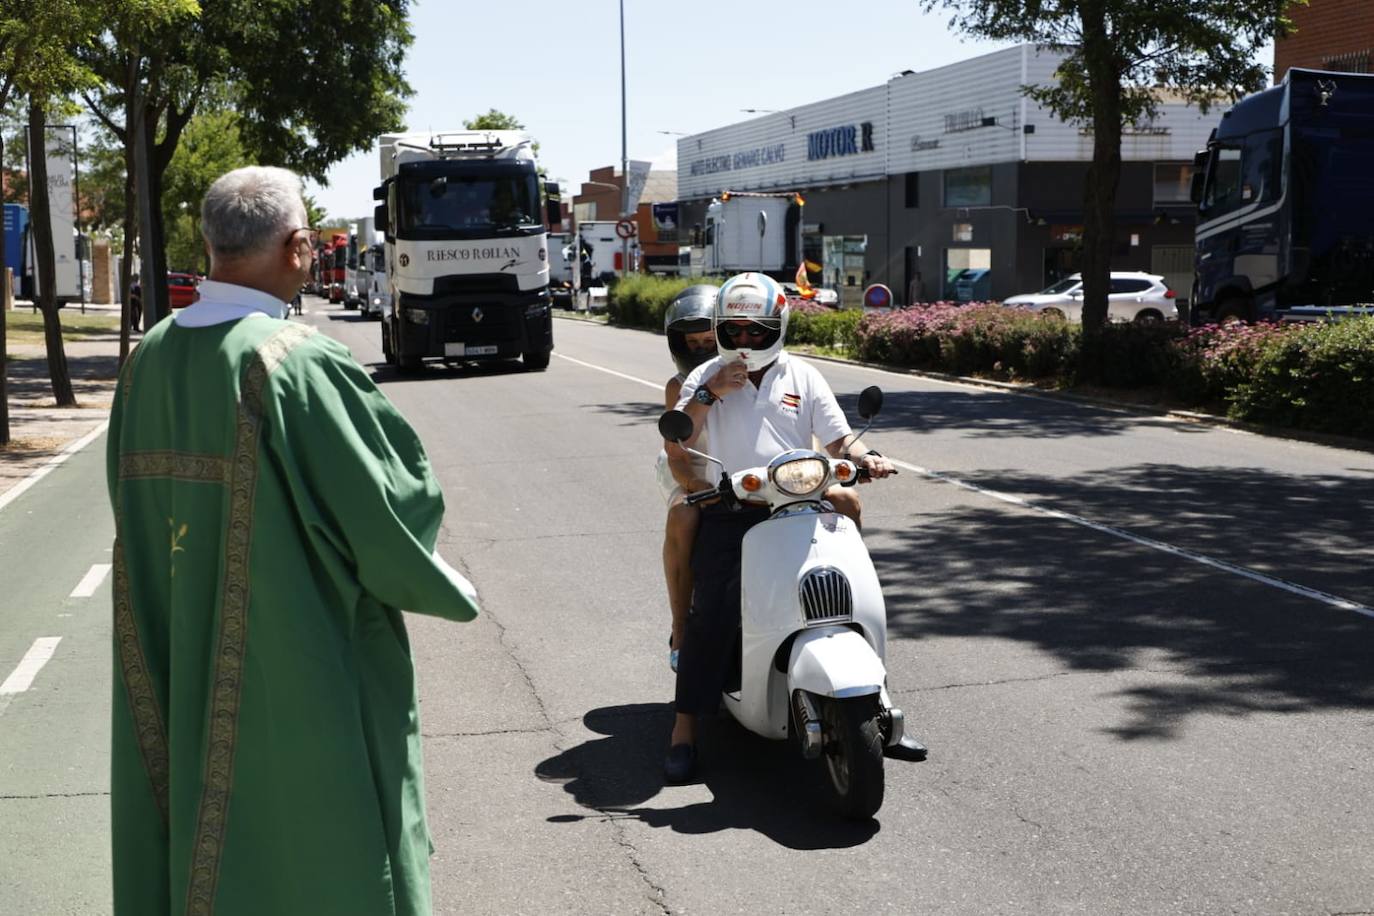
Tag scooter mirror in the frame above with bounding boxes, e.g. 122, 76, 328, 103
857, 386, 884, 420
658, 409, 694, 443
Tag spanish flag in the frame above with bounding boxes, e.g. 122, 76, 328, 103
795, 260, 817, 299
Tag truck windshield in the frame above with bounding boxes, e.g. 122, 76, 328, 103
399, 174, 541, 237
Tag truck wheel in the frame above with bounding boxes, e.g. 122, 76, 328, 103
1215, 298, 1250, 325
523, 351, 551, 372
816, 695, 885, 820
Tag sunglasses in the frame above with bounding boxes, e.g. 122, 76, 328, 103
721, 321, 775, 340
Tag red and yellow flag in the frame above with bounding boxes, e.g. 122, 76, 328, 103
795, 260, 817, 299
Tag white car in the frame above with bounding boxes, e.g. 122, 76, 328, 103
1003, 272, 1178, 323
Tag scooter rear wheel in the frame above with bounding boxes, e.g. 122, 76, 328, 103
817, 695, 885, 820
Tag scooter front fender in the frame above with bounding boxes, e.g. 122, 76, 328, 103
787, 627, 885, 699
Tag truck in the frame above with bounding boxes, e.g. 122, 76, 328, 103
373, 130, 561, 372
698, 191, 804, 279
322, 233, 348, 303
1191, 68, 1374, 324
361, 227, 388, 319
343, 217, 374, 309
546, 230, 574, 305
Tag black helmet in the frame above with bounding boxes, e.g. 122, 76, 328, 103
665, 284, 720, 377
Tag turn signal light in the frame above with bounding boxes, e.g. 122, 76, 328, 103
741, 474, 763, 492
834, 463, 854, 481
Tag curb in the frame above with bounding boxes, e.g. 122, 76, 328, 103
555, 314, 1374, 455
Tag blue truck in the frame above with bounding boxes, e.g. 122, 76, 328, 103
3, 203, 30, 297
1191, 68, 1374, 323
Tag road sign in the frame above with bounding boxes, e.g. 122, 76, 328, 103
863, 283, 893, 310
615, 218, 637, 240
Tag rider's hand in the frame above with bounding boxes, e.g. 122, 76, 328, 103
708, 359, 748, 397
857, 452, 894, 482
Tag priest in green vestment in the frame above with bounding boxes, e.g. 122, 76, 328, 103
106, 166, 479, 916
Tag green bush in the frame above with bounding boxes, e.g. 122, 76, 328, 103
607, 275, 696, 331
1078, 321, 1191, 388
1224, 317, 1374, 437
789, 307, 863, 351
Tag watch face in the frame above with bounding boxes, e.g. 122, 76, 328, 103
695, 386, 713, 405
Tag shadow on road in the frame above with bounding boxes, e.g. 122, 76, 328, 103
370, 359, 534, 385
535, 703, 880, 849
874, 460, 1374, 741
838, 385, 1211, 442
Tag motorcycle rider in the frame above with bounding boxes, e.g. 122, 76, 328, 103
663, 272, 899, 783
658, 285, 721, 671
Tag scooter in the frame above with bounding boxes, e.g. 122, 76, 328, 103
659, 385, 914, 820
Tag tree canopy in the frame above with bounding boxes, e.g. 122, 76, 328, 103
463, 109, 524, 131
920, 0, 1303, 331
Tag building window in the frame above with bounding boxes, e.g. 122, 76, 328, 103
904, 172, 920, 209
1153, 163, 1196, 205
943, 166, 992, 207
953, 223, 973, 242
944, 248, 991, 302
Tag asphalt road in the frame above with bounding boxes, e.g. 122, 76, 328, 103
3, 295, 1373, 915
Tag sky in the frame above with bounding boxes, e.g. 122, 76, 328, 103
305, 0, 1019, 221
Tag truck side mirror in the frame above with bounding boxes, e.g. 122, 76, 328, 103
1189, 171, 1205, 205
374, 204, 389, 236
373, 185, 386, 201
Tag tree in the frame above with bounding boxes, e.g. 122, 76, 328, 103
920, 0, 1302, 336
161, 107, 249, 273
464, 109, 524, 131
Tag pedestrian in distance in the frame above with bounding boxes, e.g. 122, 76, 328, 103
106, 165, 479, 916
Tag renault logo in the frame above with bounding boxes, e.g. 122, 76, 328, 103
472, 307, 484, 323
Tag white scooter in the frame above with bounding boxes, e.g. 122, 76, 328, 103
659, 386, 916, 820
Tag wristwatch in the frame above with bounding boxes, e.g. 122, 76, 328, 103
693, 385, 718, 406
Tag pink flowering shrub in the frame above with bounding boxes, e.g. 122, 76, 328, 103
854, 302, 1077, 379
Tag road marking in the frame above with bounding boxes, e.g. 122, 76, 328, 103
557, 350, 1374, 619
0, 421, 110, 515
553, 353, 660, 391
0, 637, 63, 696
69, 563, 113, 598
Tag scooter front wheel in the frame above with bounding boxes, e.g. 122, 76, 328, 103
818, 695, 885, 820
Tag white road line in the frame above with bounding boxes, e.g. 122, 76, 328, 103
553, 353, 661, 391
69, 563, 113, 598
556, 350, 1374, 619
0, 637, 63, 695
0, 421, 110, 515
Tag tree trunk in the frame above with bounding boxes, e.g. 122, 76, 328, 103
1078, 0, 1124, 344
145, 113, 170, 309
119, 160, 136, 365
132, 89, 165, 327
0, 126, 9, 445
27, 100, 77, 408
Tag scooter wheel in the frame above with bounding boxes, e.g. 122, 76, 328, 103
817, 695, 885, 820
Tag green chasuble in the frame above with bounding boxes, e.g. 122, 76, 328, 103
106, 315, 478, 916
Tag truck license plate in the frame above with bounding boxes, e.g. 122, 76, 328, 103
444, 343, 499, 357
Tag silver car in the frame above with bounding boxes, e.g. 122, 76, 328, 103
1003, 271, 1178, 323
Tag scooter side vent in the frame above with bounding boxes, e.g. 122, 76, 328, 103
799, 566, 852, 624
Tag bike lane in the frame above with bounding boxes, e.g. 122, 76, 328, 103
0, 432, 115, 915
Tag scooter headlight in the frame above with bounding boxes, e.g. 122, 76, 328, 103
772, 456, 828, 497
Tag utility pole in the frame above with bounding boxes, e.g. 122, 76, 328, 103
619, 0, 629, 278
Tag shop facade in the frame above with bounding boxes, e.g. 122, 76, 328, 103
678, 45, 1214, 304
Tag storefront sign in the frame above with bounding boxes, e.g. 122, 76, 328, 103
943, 108, 988, 133
806, 122, 875, 161
910, 135, 940, 152
688, 143, 786, 177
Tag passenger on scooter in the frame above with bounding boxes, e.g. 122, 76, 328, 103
657, 285, 721, 672
663, 271, 894, 783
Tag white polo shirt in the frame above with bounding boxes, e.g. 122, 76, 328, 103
677, 351, 851, 475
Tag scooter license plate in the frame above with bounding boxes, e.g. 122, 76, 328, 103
444, 343, 498, 357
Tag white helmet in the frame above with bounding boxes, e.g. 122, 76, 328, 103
714, 272, 789, 371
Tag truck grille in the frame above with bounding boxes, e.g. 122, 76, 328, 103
799, 567, 852, 624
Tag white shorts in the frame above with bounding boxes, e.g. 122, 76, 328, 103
655, 447, 710, 506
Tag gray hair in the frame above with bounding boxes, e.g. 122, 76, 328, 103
201, 166, 306, 259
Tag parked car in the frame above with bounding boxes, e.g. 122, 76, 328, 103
167, 272, 201, 309
780, 282, 839, 308
1002, 271, 1178, 323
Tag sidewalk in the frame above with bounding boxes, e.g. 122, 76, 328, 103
1, 302, 131, 502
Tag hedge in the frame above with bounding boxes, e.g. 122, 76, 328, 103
601, 279, 1374, 440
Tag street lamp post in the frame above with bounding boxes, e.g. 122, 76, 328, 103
619, 0, 630, 278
